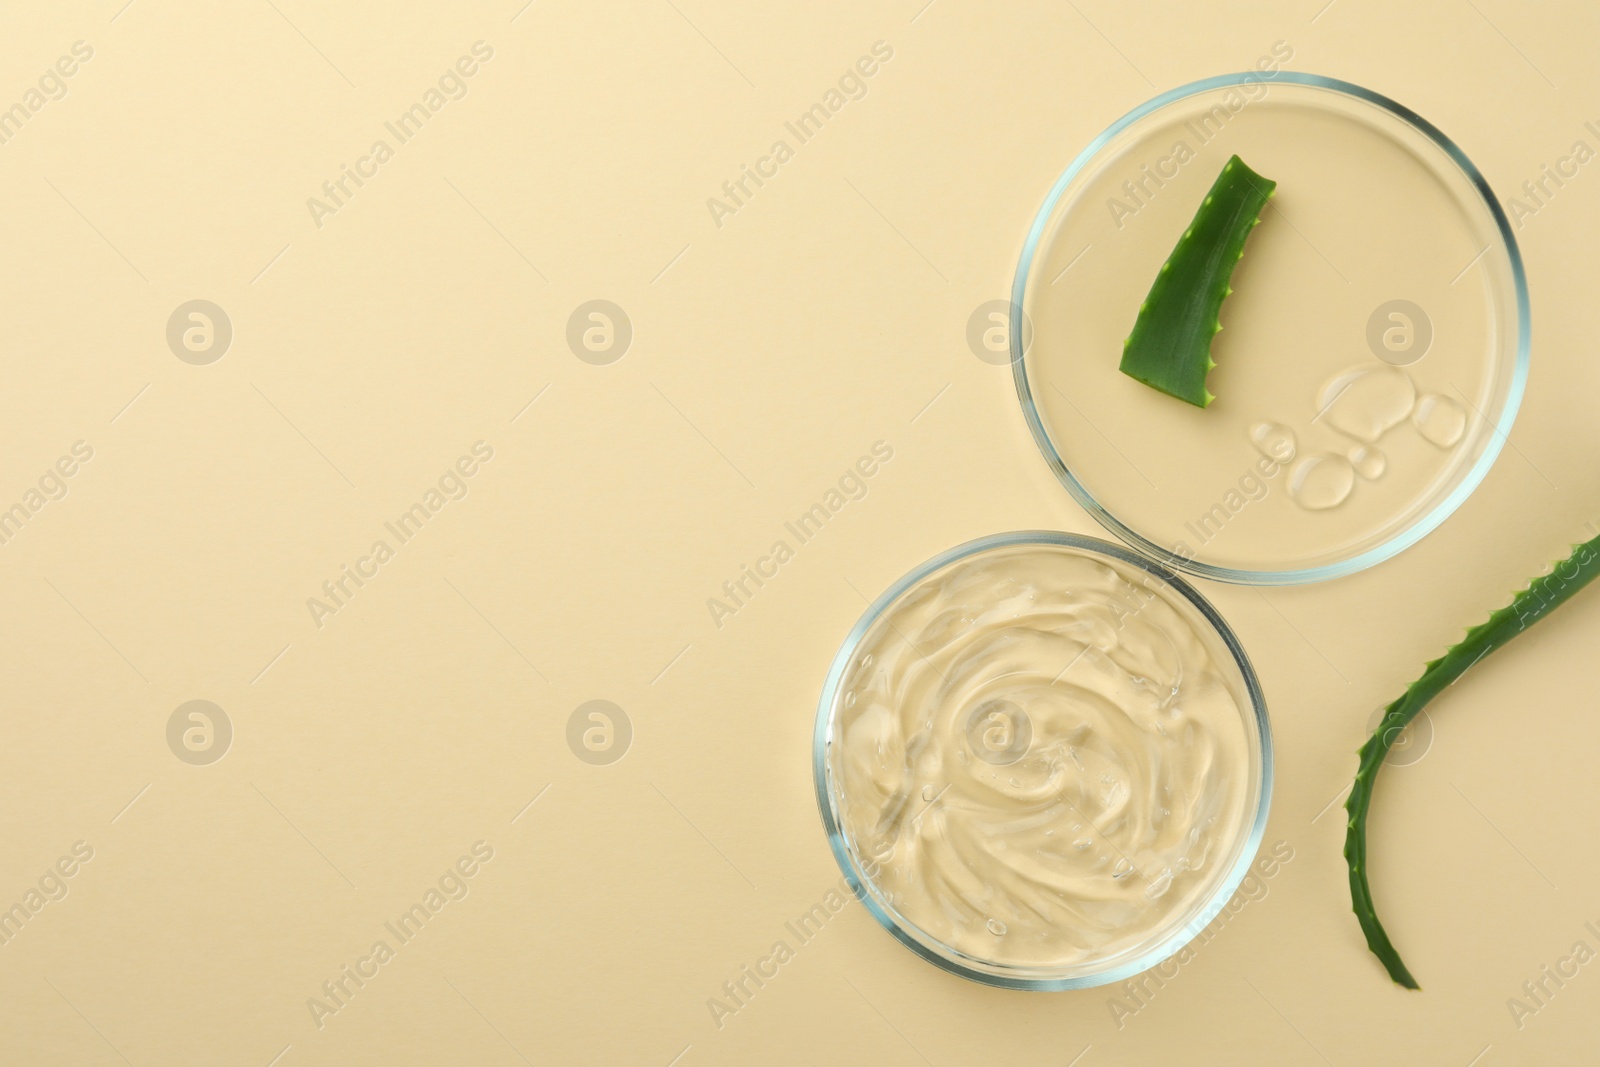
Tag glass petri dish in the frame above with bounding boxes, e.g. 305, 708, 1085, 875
812, 531, 1272, 990
1011, 73, 1529, 584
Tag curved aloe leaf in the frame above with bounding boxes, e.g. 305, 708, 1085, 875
1345, 531, 1600, 988
1119, 155, 1275, 408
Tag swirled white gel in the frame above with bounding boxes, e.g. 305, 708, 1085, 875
831, 543, 1253, 969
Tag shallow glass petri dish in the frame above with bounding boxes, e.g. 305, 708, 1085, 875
812, 531, 1272, 990
1011, 73, 1529, 584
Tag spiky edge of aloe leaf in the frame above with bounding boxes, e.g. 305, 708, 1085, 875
1118, 154, 1275, 408
1344, 531, 1600, 989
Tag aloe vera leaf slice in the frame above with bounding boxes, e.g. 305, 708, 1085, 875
1345, 532, 1600, 988
1118, 154, 1275, 408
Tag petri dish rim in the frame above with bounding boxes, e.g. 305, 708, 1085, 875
1008, 71, 1531, 586
810, 530, 1274, 991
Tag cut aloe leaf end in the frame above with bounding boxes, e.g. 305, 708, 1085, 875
1118, 155, 1276, 408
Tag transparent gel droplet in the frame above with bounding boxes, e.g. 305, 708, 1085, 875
1112, 858, 1134, 880
987, 918, 1007, 936
1317, 365, 1416, 442
844, 692, 855, 708
1348, 444, 1386, 480
1249, 421, 1296, 463
1144, 868, 1174, 899
1289, 454, 1355, 510
1413, 393, 1467, 448
920, 785, 936, 802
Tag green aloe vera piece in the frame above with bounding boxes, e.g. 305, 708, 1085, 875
1345, 531, 1600, 988
1119, 155, 1275, 407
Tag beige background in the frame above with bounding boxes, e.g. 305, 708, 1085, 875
1, 1, 1597, 1064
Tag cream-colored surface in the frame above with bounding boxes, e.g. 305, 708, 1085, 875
831, 540, 1254, 974
2, 2, 1598, 1064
